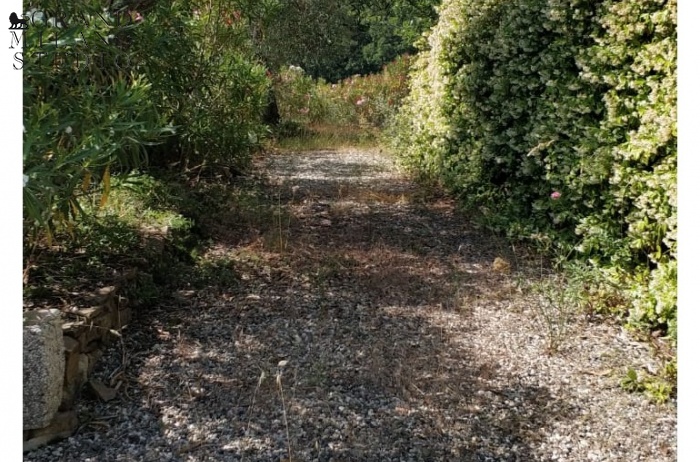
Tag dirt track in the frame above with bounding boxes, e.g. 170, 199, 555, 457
25, 148, 676, 462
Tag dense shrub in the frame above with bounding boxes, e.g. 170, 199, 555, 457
391, 0, 677, 340
274, 66, 321, 126
23, 0, 271, 240
22, 2, 171, 239
255, 0, 439, 82
127, 1, 270, 170
331, 55, 412, 127
274, 55, 412, 130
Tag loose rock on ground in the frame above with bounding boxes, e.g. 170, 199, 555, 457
25, 148, 676, 462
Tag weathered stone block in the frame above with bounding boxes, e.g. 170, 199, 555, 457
63, 336, 79, 354
76, 305, 106, 320
63, 321, 89, 351
89, 379, 118, 402
23, 411, 78, 452
83, 337, 103, 353
86, 349, 104, 374
78, 311, 113, 348
93, 286, 117, 304
23, 309, 65, 430
59, 387, 75, 413
60, 336, 81, 411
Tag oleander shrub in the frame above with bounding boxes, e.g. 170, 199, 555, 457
123, 0, 270, 169
331, 54, 412, 128
391, 0, 676, 341
274, 66, 322, 126
23, 0, 271, 241
22, 2, 170, 240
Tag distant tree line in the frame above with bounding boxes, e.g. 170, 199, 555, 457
251, 0, 440, 81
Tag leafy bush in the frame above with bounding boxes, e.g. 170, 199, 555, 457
23, 0, 272, 241
23, 2, 171, 240
254, 0, 439, 82
122, 0, 271, 170
330, 55, 413, 128
274, 55, 412, 131
274, 66, 321, 126
391, 0, 677, 341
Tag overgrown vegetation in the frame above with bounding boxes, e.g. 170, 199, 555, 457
22, 0, 677, 407
271, 55, 412, 148
23, 165, 286, 314
390, 0, 676, 347
22, 0, 424, 243
22, 0, 421, 308
23, 0, 271, 243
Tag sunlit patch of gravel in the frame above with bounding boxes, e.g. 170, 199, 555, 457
25, 147, 675, 462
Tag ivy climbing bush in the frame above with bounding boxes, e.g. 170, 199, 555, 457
391, 0, 677, 341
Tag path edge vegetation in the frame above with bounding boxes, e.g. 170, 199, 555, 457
23, 0, 677, 404
387, 0, 676, 399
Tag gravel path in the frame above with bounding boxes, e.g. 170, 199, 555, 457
25, 148, 676, 462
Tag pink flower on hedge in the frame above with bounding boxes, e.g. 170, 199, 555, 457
356, 97, 367, 106
299, 107, 309, 114
131, 11, 143, 22
551, 191, 561, 200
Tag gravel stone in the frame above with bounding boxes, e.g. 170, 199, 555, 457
24, 148, 675, 462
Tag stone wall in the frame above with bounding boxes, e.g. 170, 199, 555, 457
23, 280, 133, 452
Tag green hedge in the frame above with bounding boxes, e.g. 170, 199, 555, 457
391, 0, 676, 340
128, 0, 270, 169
